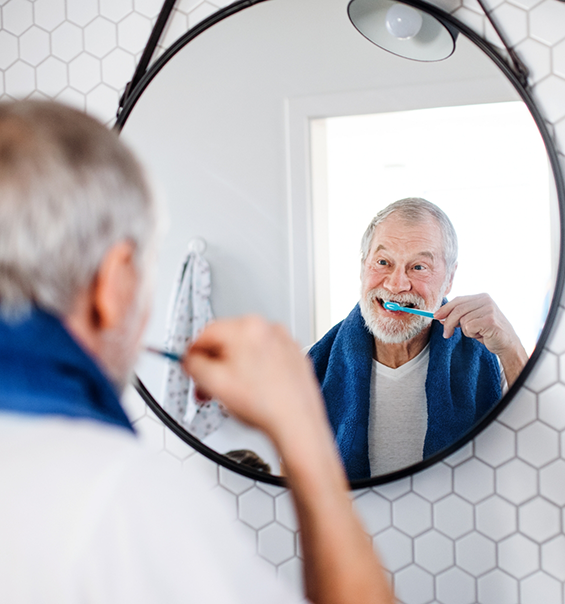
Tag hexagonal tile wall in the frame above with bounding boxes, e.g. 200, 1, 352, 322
218, 465, 254, 496
374, 527, 414, 573
453, 458, 495, 504
238, 487, 275, 530
275, 490, 299, 532
411, 462, 453, 502
477, 569, 519, 604
474, 421, 516, 467
540, 459, 565, 505
392, 493, 433, 538
2, 1, 565, 602
456, 532, 497, 576
496, 386, 536, 430
36, 57, 67, 97
394, 565, 434, 604
541, 534, 565, 582
85, 18, 118, 58
414, 529, 454, 574
2, 0, 33, 37
521, 571, 563, 604
433, 494, 475, 540
436, 566, 476, 604
353, 490, 392, 535
118, 13, 152, 55
278, 556, 304, 597
258, 523, 296, 566
496, 457, 538, 504
498, 533, 540, 579
0, 31, 19, 70
517, 421, 560, 468
52, 22, 83, 63
476, 495, 517, 541
19, 26, 50, 66
33, 0, 66, 32
519, 497, 561, 543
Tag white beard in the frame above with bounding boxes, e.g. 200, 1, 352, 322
100, 284, 150, 393
359, 287, 443, 344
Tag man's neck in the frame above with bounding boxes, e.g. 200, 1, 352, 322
374, 326, 431, 369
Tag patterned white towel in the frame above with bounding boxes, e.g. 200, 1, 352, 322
162, 250, 227, 439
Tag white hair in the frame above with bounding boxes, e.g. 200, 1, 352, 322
0, 100, 159, 319
360, 197, 458, 274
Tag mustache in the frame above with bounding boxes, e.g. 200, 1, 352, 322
366, 288, 426, 310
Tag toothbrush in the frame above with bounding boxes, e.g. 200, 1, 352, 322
144, 346, 184, 363
383, 301, 435, 318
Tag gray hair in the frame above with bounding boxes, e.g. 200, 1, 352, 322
0, 100, 159, 318
360, 197, 458, 273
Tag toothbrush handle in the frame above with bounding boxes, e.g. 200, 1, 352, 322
400, 307, 434, 319
144, 346, 184, 363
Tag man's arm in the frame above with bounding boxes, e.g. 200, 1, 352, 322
434, 293, 529, 386
183, 317, 395, 604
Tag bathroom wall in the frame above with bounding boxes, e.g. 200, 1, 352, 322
1, 0, 565, 602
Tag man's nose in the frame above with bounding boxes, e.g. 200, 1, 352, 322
384, 266, 411, 294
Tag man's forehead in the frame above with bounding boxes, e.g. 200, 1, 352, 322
368, 213, 445, 259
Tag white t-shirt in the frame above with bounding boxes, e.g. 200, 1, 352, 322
368, 348, 507, 476
0, 414, 299, 604
368, 345, 430, 476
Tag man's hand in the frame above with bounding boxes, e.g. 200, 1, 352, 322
434, 294, 528, 386
182, 316, 326, 445
182, 316, 395, 604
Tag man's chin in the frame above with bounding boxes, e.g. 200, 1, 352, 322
360, 304, 430, 344
371, 323, 429, 344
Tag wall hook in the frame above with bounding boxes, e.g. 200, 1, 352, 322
188, 237, 207, 254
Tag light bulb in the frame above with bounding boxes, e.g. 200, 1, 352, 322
385, 4, 423, 40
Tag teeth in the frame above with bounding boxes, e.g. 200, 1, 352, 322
377, 298, 418, 310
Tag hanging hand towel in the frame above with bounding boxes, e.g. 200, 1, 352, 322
162, 248, 227, 439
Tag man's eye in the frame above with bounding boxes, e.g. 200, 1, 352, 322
413, 264, 425, 271
376, 259, 388, 266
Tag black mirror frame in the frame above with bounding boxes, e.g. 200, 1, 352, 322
116, 0, 565, 489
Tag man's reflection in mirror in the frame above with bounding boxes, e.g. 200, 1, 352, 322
309, 198, 528, 480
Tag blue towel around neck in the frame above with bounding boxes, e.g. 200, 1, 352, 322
308, 304, 501, 480
0, 308, 134, 433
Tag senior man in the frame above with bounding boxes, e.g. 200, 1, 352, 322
309, 198, 528, 480
0, 101, 394, 604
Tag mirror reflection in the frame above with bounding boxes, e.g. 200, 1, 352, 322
120, 0, 559, 480
309, 196, 528, 480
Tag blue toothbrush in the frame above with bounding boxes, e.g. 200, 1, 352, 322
383, 301, 435, 318
144, 346, 184, 363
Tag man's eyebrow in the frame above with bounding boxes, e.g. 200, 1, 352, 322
372, 245, 435, 261
416, 251, 435, 260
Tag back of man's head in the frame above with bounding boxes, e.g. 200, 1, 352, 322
0, 100, 157, 320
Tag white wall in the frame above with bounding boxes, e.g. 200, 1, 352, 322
3, 0, 565, 602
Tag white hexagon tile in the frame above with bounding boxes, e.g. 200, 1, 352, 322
4, 1, 565, 603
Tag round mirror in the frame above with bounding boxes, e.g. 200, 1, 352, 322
118, 0, 564, 487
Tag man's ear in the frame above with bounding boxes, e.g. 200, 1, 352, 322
443, 262, 457, 296
92, 241, 138, 330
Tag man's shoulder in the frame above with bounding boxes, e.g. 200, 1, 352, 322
0, 413, 147, 485
0, 414, 300, 604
